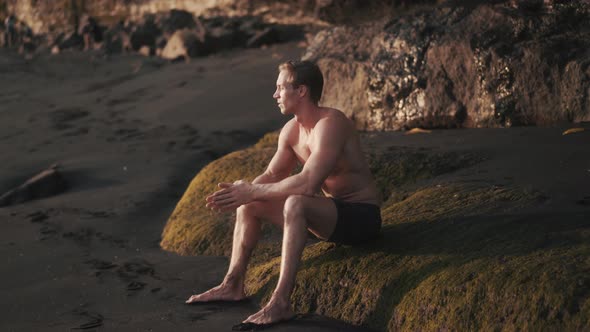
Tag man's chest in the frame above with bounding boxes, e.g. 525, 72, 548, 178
292, 143, 311, 164
292, 129, 315, 163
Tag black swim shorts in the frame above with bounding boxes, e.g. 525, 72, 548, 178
327, 199, 382, 245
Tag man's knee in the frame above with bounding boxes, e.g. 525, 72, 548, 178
283, 195, 306, 222
237, 202, 260, 219
238, 201, 276, 221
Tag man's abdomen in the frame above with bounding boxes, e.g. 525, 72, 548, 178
322, 173, 379, 205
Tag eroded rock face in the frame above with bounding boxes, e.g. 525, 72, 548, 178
2, 5, 304, 58
160, 28, 206, 60
304, 2, 590, 130
2, 0, 237, 34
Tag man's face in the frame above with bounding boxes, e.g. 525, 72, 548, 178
273, 70, 301, 115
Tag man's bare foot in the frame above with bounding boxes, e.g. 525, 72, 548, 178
185, 283, 246, 304
242, 297, 295, 325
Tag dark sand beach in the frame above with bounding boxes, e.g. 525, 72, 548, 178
0, 42, 367, 331
1, 38, 589, 331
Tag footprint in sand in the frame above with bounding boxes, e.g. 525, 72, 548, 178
126, 281, 146, 291
180, 124, 199, 138
85, 258, 118, 270
106, 98, 133, 107
39, 223, 62, 241
62, 127, 89, 137
186, 309, 219, 322
62, 226, 128, 249
114, 127, 144, 140
62, 227, 95, 246
26, 210, 51, 223
116, 258, 156, 280
25, 209, 62, 240
83, 210, 115, 219
49, 107, 89, 131
69, 308, 104, 330
114, 259, 160, 296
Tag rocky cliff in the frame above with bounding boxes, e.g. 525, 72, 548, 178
304, 2, 590, 130
1, 0, 238, 34
1, 0, 442, 35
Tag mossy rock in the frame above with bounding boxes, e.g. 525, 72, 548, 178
160, 132, 279, 256
245, 183, 587, 331
366, 147, 482, 202
160, 132, 480, 256
161, 131, 590, 330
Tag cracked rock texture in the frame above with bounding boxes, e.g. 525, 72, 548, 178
304, 2, 590, 130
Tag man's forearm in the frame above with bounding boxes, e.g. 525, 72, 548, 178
252, 172, 313, 200
252, 172, 279, 185
252, 168, 293, 185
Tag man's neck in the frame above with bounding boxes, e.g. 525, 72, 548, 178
293, 103, 321, 130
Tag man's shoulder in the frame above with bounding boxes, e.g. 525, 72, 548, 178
318, 107, 352, 129
278, 118, 298, 142
281, 118, 298, 132
321, 107, 349, 120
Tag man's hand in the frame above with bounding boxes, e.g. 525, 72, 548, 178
205, 180, 255, 212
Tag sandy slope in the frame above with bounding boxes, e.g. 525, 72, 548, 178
0, 43, 367, 331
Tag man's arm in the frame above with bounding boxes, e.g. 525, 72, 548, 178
252, 126, 298, 185
208, 116, 348, 211
206, 122, 298, 210
251, 117, 347, 199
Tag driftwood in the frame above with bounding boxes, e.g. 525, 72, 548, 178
0, 164, 67, 207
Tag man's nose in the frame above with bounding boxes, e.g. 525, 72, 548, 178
273, 91, 279, 99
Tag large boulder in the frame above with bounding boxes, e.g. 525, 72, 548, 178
160, 28, 208, 60
157, 9, 197, 34
160, 134, 278, 256
160, 131, 590, 331
102, 23, 132, 54
129, 14, 162, 52
55, 31, 84, 51
303, 2, 590, 130
313, 0, 438, 23
202, 15, 273, 50
246, 26, 280, 48
206, 26, 238, 52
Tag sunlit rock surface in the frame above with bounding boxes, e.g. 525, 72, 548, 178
2, 0, 237, 34
304, 2, 590, 130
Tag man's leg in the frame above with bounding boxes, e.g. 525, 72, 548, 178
243, 195, 337, 324
186, 200, 284, 303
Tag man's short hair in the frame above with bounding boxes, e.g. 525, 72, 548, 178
278, 60, 324, 104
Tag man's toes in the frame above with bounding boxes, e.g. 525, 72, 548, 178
243, 314, 256, 323
244, 311, 262, 323
186, 294, 205, 303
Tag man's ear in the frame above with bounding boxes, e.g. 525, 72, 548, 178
298, 85, 308, 98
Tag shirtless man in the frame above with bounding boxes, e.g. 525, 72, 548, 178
186, 60, 381, 328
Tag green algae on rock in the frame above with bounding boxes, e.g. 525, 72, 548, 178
160, 132, 278, 256
244, 183, 557, 331
367, 147, 482, 202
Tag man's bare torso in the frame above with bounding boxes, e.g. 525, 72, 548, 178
285, 107, 380, 205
